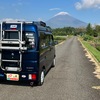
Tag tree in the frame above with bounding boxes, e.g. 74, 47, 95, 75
95, 25, 100, 36
93, 29, 98, 37
75, 27, 86, 36
52, 27, 76, 36
86, 23, 93, 36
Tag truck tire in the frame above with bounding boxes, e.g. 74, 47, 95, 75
51, 58, 56, 67
38, 70, 45, 86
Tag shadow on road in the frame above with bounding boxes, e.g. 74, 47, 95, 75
0, 80, 31, 87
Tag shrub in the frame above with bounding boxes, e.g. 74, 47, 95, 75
82, 41, 100, 62
96, 45, 100, 51
54, 36, 66, 43
54, 36, 66, 40
83, 35, 93, 41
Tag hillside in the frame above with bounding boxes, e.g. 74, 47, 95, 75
46, 12, 87, 28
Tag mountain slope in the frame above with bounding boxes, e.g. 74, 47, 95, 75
46, 12, 87, 28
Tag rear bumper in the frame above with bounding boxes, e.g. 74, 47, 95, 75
0, 71, 38, 82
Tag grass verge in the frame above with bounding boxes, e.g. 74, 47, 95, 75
54, 36, 67, 43
82, 41, 100, 62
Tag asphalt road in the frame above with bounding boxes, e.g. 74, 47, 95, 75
0, 36, 100, 100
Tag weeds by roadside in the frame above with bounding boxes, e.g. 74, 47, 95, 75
82, 41, 100, 62
54, 35, 67, 43
82, 35, 100, 51
79, 36, 100, 63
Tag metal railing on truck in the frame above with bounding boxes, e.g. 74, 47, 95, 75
0, 21, 27, 71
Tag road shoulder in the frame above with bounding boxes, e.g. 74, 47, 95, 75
78, 37, 100, 79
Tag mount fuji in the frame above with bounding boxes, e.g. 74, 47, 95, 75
46, 12, 87, 28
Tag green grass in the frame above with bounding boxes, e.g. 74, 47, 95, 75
54, 36, 67, 43
82, 41, 100, 62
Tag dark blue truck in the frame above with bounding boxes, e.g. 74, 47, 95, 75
0, 21, 56, 86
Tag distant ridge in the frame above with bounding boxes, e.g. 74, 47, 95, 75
46, 12, 87, 28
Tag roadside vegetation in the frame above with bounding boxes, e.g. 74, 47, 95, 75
52, 27, 74, 43
80, 23, 100, 62
82, 41, 100, 62
54, 36, 67, 43
52, 23, 100, 62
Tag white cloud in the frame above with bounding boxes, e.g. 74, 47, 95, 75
92, 23, 100, 27
75, 0, 100, 10
54, 12, 70, 17
12, 2, 23, 7
49, 8, 61, 11
0, 18, 25, 22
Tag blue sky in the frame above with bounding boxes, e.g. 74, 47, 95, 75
0, 0, 100, 24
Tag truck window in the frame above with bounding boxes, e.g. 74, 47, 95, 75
3, 31, 19, 40
49, 35, 54, 45
45, 35, 50, 47
40, 32, 45, 48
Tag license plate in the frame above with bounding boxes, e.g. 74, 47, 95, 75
6, 74, 19, 81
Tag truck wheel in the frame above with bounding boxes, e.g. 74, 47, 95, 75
38, 70, 45, 86
51, 58, 56, 67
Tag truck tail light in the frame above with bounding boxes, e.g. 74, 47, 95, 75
29, 74, 36, 80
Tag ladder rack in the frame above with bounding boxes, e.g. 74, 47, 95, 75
0, 21, 27, 71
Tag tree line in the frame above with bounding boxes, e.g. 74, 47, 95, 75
52, 23, 100, 37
